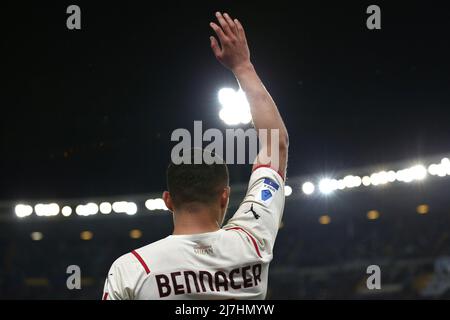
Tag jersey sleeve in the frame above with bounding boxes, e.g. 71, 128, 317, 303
102, 261, 128, 300
223, 166, 285, 255
102, 254, 141, 300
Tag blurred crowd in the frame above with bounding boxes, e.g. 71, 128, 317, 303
1, 202, 450, 299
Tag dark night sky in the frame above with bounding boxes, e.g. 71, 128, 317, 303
1, 1, 450, 200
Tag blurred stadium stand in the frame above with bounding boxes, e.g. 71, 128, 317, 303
2, 155, 450, 299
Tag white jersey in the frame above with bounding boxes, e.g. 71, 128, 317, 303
102, 166, 285, 300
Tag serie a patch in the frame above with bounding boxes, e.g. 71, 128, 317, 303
257, 178, 280, 205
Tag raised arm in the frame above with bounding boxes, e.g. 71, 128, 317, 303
210, 12, 289, 178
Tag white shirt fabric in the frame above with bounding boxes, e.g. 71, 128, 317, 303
102, 166, 285, 300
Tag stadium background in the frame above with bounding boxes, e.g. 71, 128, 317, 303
1, 1, 450, 299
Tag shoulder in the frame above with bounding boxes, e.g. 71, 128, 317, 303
111, 237, 170, 273
113, 237, 178, 275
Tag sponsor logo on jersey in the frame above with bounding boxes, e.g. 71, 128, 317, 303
194, 245, 214, 255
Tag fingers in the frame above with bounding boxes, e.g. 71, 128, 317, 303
215, 12, 235, 38
209, 36, 221, 58
222, 13, 238, 36
234, 18, 247, 43
210, 21, 228, 44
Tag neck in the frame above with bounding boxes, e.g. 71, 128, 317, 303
172, 205, 221, 235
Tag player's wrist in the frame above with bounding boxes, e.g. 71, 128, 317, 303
231, 62, 255, 77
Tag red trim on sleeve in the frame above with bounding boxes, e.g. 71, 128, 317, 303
131, 250, 151, 274
252, 164, 285, 181
102, 292, 109, 300
225, 227, 262, 258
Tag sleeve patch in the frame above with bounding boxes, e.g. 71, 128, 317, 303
263, 178, 279, 190
261, 189, 273, 201
257, 178, 280, 205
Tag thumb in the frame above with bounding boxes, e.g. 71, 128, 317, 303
210, 36, 221, 58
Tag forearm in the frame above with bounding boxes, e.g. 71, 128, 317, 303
233, 63, 289, 172
234, 63, 287, 138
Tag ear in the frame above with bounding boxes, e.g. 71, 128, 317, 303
162, 191, 174, 212
220, 186, 231, 209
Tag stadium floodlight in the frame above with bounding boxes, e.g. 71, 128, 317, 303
130, 229, 143, 239
353, 176, 362, 187
410, 165, 427, 180
99, 202, 112, 214
34, 203, 60, 217
145, 198, 168, 211
302, 181, 315, 195
362, 176, 371, 186
387, 170, 397, 182
428, 164, 438, 176
371, 171, 389, 186
80, 231, 93, 241
125, 202, 138, 215
369, 173, 379, 185
441, 158, 450, 175
75, 203, 99, 216
429, 158, 450, 177
343, 175, 362, 189
396, 168, 412, 183
318, 215, 331, 225
30, 232, 43, 241
318, 178, 337, 195
112, 201, 138, 215
156, 198, 168, 210
218, 88, 252, 125
417, 204, 429, 215
367, 210, 380, 220
343, 176, 352, 189
396, 164, 427, 183
284, 185, 292, 196
428, 163, 447, 177
15, 204, 33, 218
61, 206, 72, 217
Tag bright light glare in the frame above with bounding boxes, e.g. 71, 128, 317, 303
34, 203, 60, 217
284, 185, 292, 196
112, 201, 138, 215
76, 203, 99, 216
371, 171, 389, 186
99, 202, 112, 214
428, 158, 450, 177
442, 158, 450, 175
130, 229, 143, 239
396, 165, 427, 183
362, 176, 371, 186
387, 171, 396, 182
319, 215, 331, 225
145, 198, 168, 211
318, 178, 337, 195
367, 210, 380, 220
343, 175, 362, 189
218, 88, 252, 125
30, 232, 43, 241
80, 231, 93, 240
417, 204, 429, 215
61, 206, 72, 217
302, 182, 315, 195
15, 204, 33, 218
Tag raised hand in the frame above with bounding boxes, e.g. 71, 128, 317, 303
209, 12, 251, 73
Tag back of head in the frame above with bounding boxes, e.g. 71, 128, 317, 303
166, 149, 229, 210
